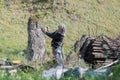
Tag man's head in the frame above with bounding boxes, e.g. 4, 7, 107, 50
58, 24, 66, 34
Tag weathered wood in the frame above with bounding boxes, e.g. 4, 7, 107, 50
27, 17, 46, 63
95, 60, 119, 70
93, 41, 103, 44
0, 66, 17, 70
93, 47, 103, 50
93, 50, 104, 53
92, 53, 106, 58
92, 44, 102, 47
70, 34, 120, 69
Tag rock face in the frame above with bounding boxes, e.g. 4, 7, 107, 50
27, 17, 46, 62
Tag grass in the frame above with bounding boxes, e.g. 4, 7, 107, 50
0, 65, 120, 80
0, 0, 120, 79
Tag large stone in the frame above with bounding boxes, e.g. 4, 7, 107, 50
27, 17, 46, 62
41, 66, 110, 80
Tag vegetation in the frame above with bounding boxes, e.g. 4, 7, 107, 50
0, 0, 120, 80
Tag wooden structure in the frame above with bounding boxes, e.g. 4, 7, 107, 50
78, 35, 120, 68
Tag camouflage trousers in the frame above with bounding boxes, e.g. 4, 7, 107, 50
52, 46, 64, 66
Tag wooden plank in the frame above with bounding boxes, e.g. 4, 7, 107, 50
0, 65, 19, 70
93, 50, 104, 53
94, 41, 103, 44
92, 44, 102, 47
93, 47, 103, 50
96, 60, 113, 63
92, 52, 104, 54
95, 60, 119, 70
92, 53, 106, 58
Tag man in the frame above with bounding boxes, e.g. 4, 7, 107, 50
41, 24, 66, 65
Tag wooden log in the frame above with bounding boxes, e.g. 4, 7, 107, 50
92, 50, 104, 53
96, 59, 114, 63
95, 60, 119, 70
0, 65, 18, 70
92, 52, 106, 58
93, 47, 103, 50
93, 41, 103, 44
92, 44, 102, 47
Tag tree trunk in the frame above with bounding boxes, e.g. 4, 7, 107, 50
27, 17, 46, 63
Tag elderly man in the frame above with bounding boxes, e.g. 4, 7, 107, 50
41, 24, 66, 65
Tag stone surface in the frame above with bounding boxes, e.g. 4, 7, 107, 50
27, 17, 46, 62
41, 66, 110, 80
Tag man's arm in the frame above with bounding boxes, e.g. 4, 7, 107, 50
41, 27, 55, 38
45, 32, 54, 38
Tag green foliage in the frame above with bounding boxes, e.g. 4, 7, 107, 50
0, 0, 4, 4
36, 10, 51, 19
0, 48, 2, 52
83, 75, 107, 80
110, 65, 120, 80
60, 76, 79, 80
36, 11, 44, 19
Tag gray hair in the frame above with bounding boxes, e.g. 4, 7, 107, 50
59, 23, 66, 35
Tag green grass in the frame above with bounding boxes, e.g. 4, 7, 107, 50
0, 0, 120, 79
0, 65, 120, 80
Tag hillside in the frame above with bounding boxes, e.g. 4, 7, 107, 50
0, 0, 120, 60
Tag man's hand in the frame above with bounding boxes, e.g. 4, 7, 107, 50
41, 27, 46, 33
41, 27, 49, 33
